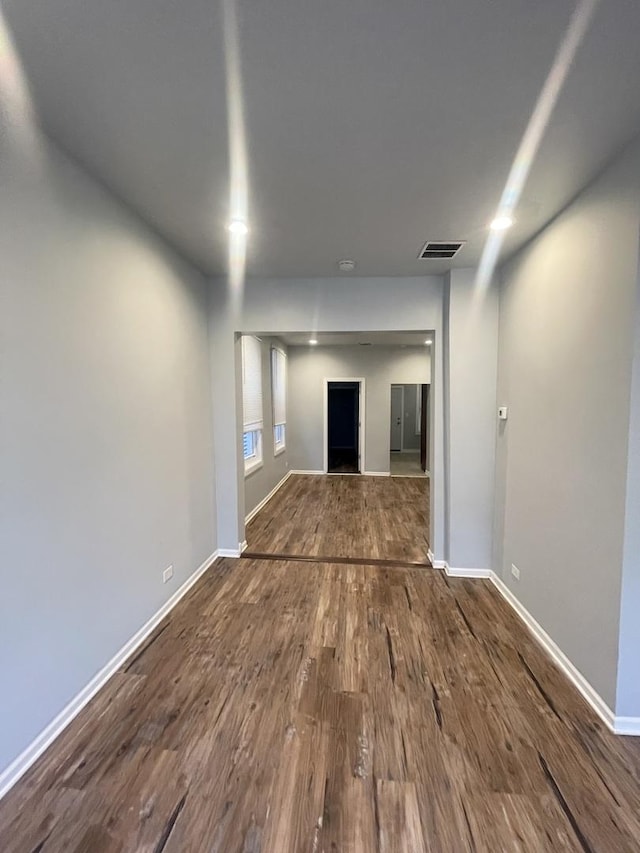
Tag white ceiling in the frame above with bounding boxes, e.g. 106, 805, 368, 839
4, 0, 640, 277
272, 332, 433, 348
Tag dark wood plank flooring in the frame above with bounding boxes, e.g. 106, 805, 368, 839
2, 557, 640, 851
246, 474, 430, 564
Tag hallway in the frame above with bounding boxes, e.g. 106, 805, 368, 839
245, 473, 430, 565
2, 557, 640, 851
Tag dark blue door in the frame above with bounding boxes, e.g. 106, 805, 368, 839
327, 382, 359, 473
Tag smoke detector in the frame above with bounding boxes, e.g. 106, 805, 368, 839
418, 241, 465, 259
337, 259, 356, 272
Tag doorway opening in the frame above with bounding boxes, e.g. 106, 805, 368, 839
390, 383, 429, 477
237, 331, 435, 564
325, 380, 363, 473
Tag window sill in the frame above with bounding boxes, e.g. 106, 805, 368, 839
274, 445, 286, 457
244, 459, 264, 477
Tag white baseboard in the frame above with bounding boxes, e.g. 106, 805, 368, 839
244, 471, 292, 524
613, 716, 640, 736
217, 546, 244, 558
288, 469, 325, 475
363, 471, 390, 477
446, 565, 492, 578
428, 549, 447, 569
0, 549, 219, 801
434, 561, 491, 579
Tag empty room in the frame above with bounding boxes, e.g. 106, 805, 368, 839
2, 0, 640, 850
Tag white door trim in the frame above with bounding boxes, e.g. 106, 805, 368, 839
323, 378, 366, 474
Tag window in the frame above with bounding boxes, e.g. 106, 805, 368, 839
243, 429, 262, 464
274, 423, 285, 451
271, 346, 287, 455
241, 335, 263, 474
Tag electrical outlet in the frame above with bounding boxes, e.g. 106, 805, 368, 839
511, 563, 520, 581
163, 565, 173, 584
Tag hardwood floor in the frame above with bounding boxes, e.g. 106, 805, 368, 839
2, 557, 640, 851
246, 474, 430, 564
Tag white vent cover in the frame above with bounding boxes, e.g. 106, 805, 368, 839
418, 241, 465, 259
338, 259, 356, 272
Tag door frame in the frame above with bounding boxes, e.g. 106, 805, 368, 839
390, 384, 405, 452
323, 377, 366, 474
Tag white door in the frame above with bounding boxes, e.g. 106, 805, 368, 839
390, 386, 403, 451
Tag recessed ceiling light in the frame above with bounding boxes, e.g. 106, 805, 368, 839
309, 339, 318, 345
228, 219, 248, 235
490, 215, 514, 231
338, 259, 356, 272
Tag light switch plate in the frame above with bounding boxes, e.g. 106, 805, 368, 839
498, 406, 509, 420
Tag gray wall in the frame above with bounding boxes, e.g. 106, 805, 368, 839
495, 141, 640, 709
0, 103, 216, 775
287, 347, 431, 473
446, 269, 499, 570
243, 337, 289, 519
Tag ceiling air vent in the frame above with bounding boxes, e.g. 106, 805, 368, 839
418, 241, 465, 259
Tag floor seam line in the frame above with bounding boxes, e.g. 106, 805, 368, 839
240, 551, 433, 569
